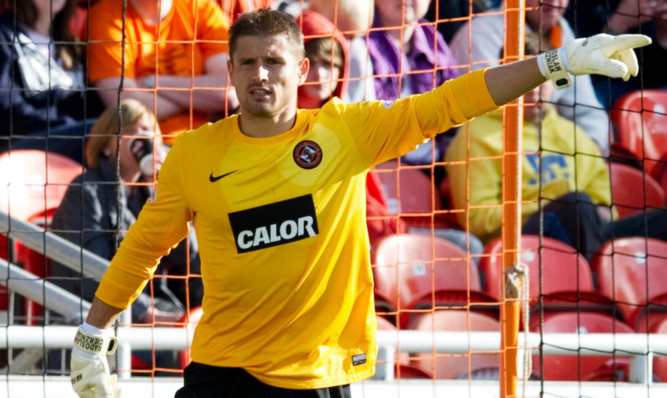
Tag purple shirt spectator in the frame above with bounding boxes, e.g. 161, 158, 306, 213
368, 17, 459, 102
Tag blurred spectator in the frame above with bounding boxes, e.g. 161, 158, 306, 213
222, 0, 274, 22
296, 10, 348, 109
449, 0, 612, 156
565, 0, 667, 105
425, 0, 501, 42
86, 0, 238, 145
308, 0, 374, 36
446, 32, 667, 261
307, 0, 375, 103
446, 79, 609, 246
368, 0, 461, 167
0, 0, 103, 163
50, 99, 202, 324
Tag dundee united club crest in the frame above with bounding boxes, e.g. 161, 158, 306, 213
293, 140, 322, 169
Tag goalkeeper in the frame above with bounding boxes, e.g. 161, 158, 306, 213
70, 8, 651, 398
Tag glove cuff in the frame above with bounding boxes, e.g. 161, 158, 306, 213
74, 326, 118, 356
537, 48, 572, 89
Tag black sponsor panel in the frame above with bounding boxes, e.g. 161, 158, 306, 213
228, 194, 319, 253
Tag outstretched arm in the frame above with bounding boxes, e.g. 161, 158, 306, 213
70, 127, 192, 397
485, 58, 546, 106
484, 33, 652, 106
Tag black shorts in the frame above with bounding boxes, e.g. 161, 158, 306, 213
174, 362, 352, 398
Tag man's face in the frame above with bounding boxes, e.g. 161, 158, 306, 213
229, 34, 309, 119
525, 0, 569, 32
375, 0, 431, 27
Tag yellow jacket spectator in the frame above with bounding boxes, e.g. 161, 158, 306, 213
445, 104, 611, 243
446, 76, 667, 263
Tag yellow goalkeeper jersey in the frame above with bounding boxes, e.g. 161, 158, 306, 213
95, 70, 497, 389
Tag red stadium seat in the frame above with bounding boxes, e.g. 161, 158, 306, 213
530, 311, 634, 381
592, 238, 667, 329
479, 236, 609, 311
376, 315, 398, 330
372, 160, 449, 229
0, 150, 82, 320
408, 310, 500, 379
372, 233, 495, 328
610, 89, 667, 182
366, 169, 406, 247
638, 318, 667, 382
375, 315, 433, 379
609, 162, 666, 218
0, 150, 81, 223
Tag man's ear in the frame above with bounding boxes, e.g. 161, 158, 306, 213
298, 57, 310, 85
227, 58, 234, 82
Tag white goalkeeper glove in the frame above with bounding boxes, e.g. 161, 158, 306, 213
537, 33, 652, 89
71, 322, 121, 398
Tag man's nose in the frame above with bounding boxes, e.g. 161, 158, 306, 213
257, 65, 269, 81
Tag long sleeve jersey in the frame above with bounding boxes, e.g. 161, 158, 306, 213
95, 70, 497, 389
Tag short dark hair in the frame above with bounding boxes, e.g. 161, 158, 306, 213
229, 9, 305, 61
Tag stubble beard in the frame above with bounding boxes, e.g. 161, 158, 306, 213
245, 102, 281, 119
240, 94, 275, 118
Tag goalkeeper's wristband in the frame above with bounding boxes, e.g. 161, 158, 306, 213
74, 325, 118, 356
537, 48, 572, 90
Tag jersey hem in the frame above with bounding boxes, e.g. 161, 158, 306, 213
248, 366, 376, 390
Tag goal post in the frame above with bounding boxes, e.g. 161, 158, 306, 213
500, 1, 527, 397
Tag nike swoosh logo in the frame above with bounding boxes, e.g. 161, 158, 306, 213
209, 170, 237, 182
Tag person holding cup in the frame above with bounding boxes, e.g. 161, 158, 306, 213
50, 99, 202, 331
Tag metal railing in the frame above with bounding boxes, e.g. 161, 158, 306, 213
0, 211, 666, 383
0, 211, 132, 376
